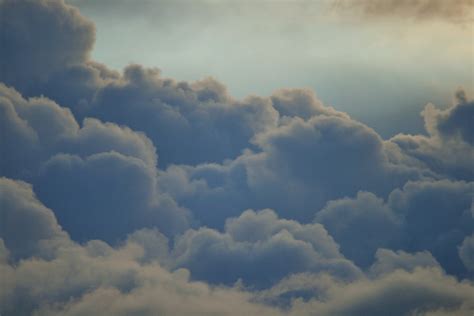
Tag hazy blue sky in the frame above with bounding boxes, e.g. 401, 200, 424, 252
69, 0, 473, 136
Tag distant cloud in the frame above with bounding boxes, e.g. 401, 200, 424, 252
333, 0, 474, 23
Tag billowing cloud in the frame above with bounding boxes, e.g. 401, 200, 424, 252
313, 180, 473, 274
391, 92, 474, 181
1, 0, 473, 314
369, 249, 440, 276
288, 268, 474, 316
0, 0, 96, 92
1, 190, 472, 316
0, 178, 70, 260
315, 192, 402, 267
0, 83, 190, 242
171, 209, 361, 288
158, 110, 426, 227
389, 179, 474, 275
88, 65, 279, 166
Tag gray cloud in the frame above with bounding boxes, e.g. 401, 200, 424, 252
312, 179, 474, 275
315, 192, 402, 268
35, 152, 189, 242
171, 209, 361, 288
158, 109, 426, 228
0, 178, 70, 260
1, 194, 472, 316
0, 83, 190, 242
389, 179, 474, 275
87, 64, 280, 166
1, 0, 474, 314
369, 249, 440, 276
288, 267, 474, 316
391, 93, 474, 181
0, 0, 95, 92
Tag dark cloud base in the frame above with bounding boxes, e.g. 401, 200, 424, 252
0, 0, 473, 315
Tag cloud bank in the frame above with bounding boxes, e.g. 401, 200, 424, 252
0, 0, 473, 315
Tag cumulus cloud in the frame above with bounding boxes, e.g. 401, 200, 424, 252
0, 178, 70, 260
0, 0, 96, 92
1, 192, 472, 316
1, 0, 474, 314
389, 179, 474, 275
171, 209, 361, 288
35, 152, 189, 242
313, 180, 473, 274
0, 235, 281, 316
288, 268, 474, 316
158, 110, 426, 228
0, 83, 190, 242
88, 65, 279, 166
369, 249, 440, 276
391, 92, 474, 181
315, 192, 402, 267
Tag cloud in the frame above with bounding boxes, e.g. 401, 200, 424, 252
0, 235, 282, 316
312, 179, 473, 275
459, 234, 474, 272
1, 195, 472, 316
87, 64, 280, 166
171, 209, 361, 288
0, 178, 70, 260
0, 83, 190, 242
35, 152, 189, 242
389, 180, 474, 275
333, 0, 474, 24
315, 192, 402, 267
391, 92, 474, 181
0, 0, 95, 92
158, 110, 425, 228
1, 0, 474, 314
288, 267, 474, 316
369, 249, 440, 276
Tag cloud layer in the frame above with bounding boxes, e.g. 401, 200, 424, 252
1, 0, 473, 315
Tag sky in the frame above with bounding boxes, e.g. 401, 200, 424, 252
1, 0, 474, 315
69, 0, 474, 137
